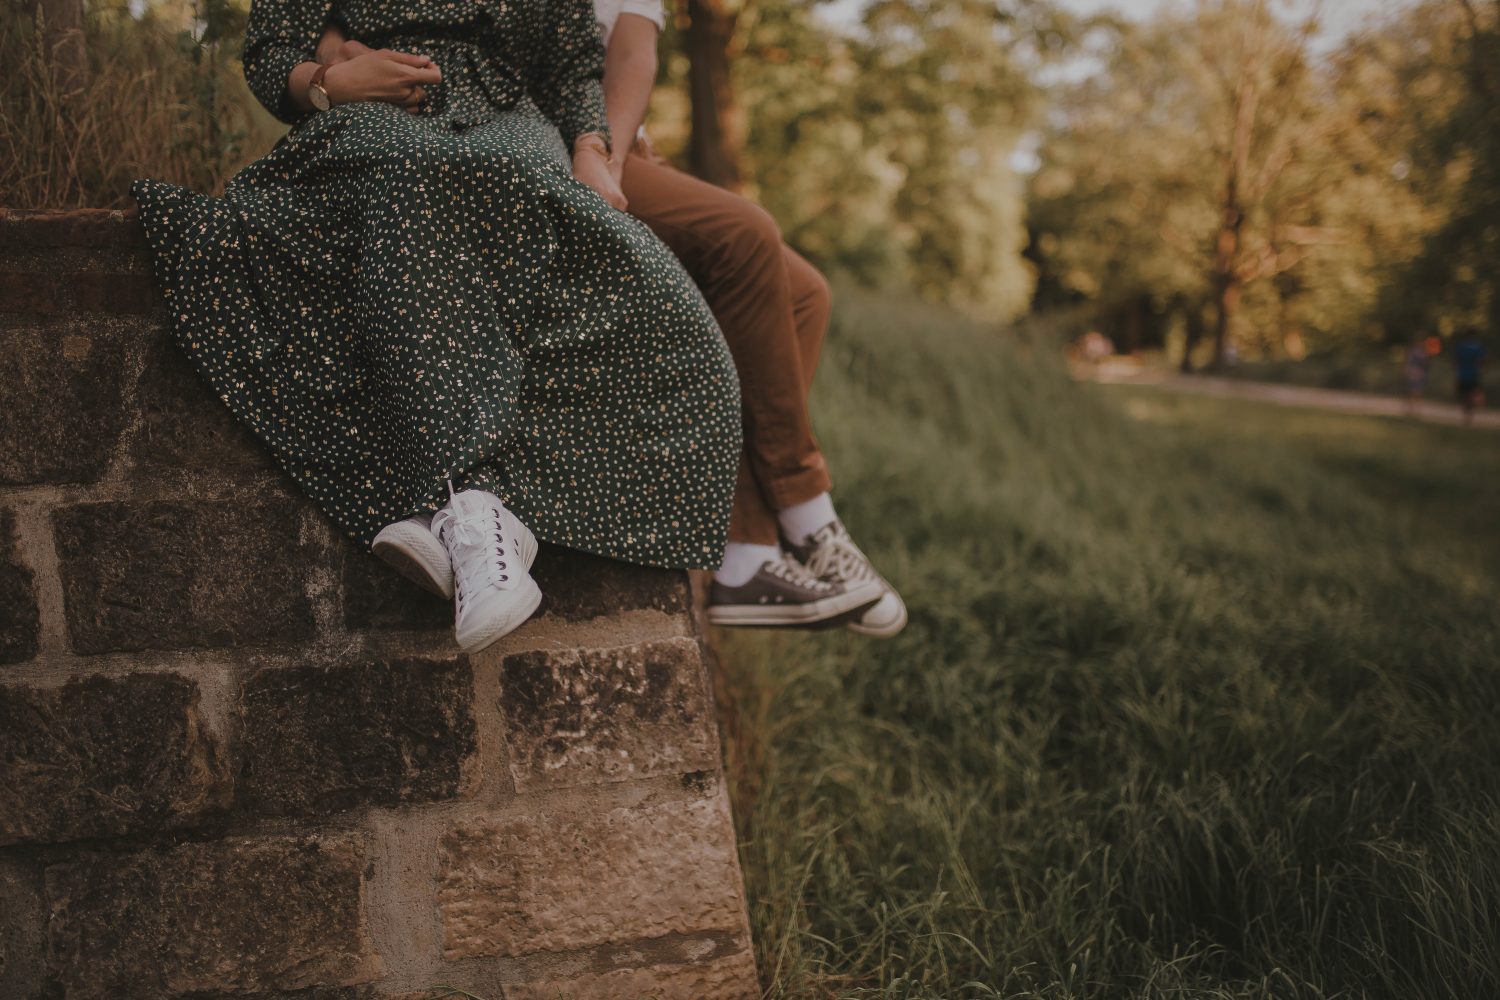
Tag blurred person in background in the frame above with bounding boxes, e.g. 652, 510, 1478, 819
1454, 330, 1488, 426
316, 0, 909, 637
1402, 337, 1430, 414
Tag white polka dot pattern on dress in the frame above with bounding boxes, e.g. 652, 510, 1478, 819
130, 0, 741, 570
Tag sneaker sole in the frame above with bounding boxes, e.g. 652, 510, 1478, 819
372, 521, 454, 600
708, 579, 884, 627
373, 517, 539, 601
456, 574, 544, 654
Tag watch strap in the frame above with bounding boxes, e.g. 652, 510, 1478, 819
309, 62, 332, 109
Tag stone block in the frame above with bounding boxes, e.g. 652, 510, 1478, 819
0, 672, 230, 846
0, 208, 144, 252
499, 638, 717, 790
53, 498, 316, 654
239, 655, 478, 816
0, 317, 136, 486
129, 333, 274, 474
0, 859, 46, 1000
505, 950, 760, 1000
0, 272, 58, 313
531, 544, 688, 622
69, 271, 159, 313
0, 509, 40, 664
45, 834, 380, 999
437, 793, 747, 959
340, 539, 451, 633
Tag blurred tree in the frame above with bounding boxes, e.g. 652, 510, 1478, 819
697, 0, 1042, 320
684, 0, 747, 188
1032, 0, 1352, 368
1030, 0, 1498, 364
1389, 0, 1500, 336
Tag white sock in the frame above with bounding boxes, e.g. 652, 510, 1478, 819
777, 492, 837, 545
715, 542, 781, 587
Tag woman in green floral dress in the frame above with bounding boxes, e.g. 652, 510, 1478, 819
130, 0, 741, 650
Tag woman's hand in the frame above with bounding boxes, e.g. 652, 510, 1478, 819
572, 137, 627, 210
315, 24, 348, 65
323, 51, 441, 112
317, 24, 379, 67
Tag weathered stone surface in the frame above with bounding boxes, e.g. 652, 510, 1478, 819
499, 637, 717, 790
531, 543, 689, 622
0, 271, 58, 313
130, 334, 273, 474
53, 498, 316, 654
0, 859, 46, 1000
0, 317, 136, 485
0, 672, 230, 846
0, 208, 144, 252
240, 656, 479, 815
437, 792, 747, 959
45, 834, 381, 999
0, 509, 40, 664
68, 271, 158, 313
340, 540, 450, 633
506, 950, 760, 1000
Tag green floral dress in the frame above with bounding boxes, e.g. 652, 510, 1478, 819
130, 0, 740, 569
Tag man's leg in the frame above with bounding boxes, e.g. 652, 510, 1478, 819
620, 152, 902, 632
620, 153, 832, 533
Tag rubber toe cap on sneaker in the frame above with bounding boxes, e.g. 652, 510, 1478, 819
850, 589, 907, 638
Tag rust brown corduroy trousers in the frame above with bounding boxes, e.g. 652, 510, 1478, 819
620, 150, 834, 546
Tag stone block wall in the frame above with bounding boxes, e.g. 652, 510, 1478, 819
0, 209, 759, 999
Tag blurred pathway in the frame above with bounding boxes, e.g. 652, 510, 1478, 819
1078, 360, 1500, 431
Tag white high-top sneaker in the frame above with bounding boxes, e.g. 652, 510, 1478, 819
373, 509, 538, 600
430, 485, 542, 653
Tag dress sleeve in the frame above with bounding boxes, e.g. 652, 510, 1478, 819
243, 0, 335, 125
533, 0, 611, 150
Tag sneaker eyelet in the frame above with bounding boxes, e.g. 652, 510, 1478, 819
500, 574, 508, 581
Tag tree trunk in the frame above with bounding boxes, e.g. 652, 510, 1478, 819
36, 0, 88, 98
1212, 135, 1248, 368
1212, 270, 1241, 367
1180, 301, 1203, 373
683, 0, 744, 190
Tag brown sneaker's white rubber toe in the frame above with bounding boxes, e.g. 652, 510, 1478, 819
788, 519, 907, 639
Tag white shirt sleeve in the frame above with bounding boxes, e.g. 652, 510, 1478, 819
595, 0, 666, 44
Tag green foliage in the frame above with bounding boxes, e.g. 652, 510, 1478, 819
680, 0, 1044, 320
1029, 0, 1500, 360
720, 286, 1500, 997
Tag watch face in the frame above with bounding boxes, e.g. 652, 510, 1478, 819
309, 83, 331, 111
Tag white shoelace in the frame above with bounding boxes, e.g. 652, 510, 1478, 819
803, 525, 876, 584
766, 553, 836, 593
432, 482, 515, 608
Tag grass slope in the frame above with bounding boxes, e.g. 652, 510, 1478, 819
717, 290, 1500, 999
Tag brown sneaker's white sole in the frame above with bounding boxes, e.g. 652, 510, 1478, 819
708, 579, 883, 627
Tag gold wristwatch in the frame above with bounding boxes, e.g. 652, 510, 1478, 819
308, 63, 333, 112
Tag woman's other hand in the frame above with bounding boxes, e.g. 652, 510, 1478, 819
323, 51, 442, 112
573, 136, 627, 210
318, 23, 379, 68
315, 24, 348, 64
